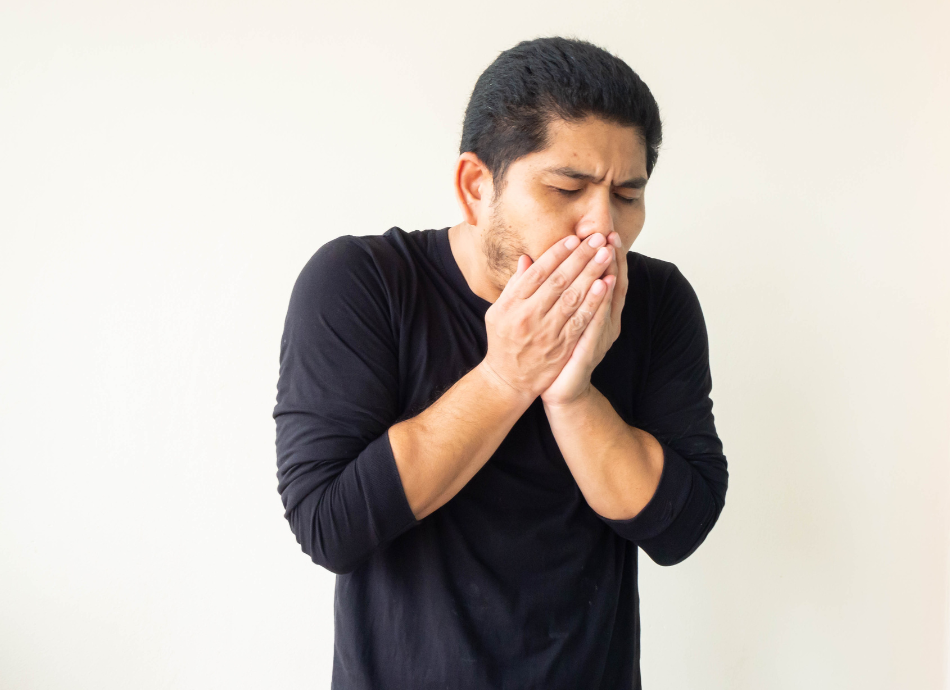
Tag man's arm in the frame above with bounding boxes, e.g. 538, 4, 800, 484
278, 351, 530, 575
275, 237, 416, 575
543, 262, 729, 567
542, 385, 665, 521
389, 362, 533, 521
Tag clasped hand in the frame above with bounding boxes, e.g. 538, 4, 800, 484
482, 230, 628, 407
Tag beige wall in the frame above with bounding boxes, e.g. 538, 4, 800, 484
1, 1, 948, 688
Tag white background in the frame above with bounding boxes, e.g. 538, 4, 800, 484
2, 1, 948, 688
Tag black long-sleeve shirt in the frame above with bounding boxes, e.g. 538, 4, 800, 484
273, 226, 728, 689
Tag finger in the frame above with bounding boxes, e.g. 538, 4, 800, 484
500, 254, 532, 300
530, 232, 612, 316
512, 233, 606, 307
596, 262, 617, 322
560, 274, 610, 342
601, 244, 618, 281
601, 273, 617, 316
600, 276, 618, 341
548, 243, 613, 332
590, 276, 615, 336
610, 250, 627, 321
515, 253, 531, 280
606, 247, 620, 299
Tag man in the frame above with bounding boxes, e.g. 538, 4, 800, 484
274, 36, 728, 689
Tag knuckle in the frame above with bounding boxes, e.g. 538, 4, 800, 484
559, 287, 582, 310
569, 311, 586, 333
548, 271, 568, 291
512, 317, 532, 339
522, 265, 544, 288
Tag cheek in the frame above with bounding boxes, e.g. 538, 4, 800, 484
620, 216, 646, 250
507, 188, 588, 254
504, 190, 548, 225
522, 193, 564, 222
628, 204, 646, 232
511, 196, 572, 235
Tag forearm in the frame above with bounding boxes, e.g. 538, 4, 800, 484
542, 385, 664, 520
389, 361, 535, 521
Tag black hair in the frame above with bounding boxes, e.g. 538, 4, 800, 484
460, 36, 663, 199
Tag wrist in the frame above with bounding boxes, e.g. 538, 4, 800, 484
542, 381, 594, 414
475, 360, 536, 408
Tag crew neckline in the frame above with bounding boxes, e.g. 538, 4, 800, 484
433, 226, 492, 317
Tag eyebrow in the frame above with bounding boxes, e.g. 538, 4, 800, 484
543, 166, 648, 189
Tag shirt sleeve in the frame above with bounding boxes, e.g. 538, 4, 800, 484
273, 237, 420, 575
597, 264, 729, 566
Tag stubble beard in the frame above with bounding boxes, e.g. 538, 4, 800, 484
481, 203, 530, 295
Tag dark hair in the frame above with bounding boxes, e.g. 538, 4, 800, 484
460, 36, 662, 198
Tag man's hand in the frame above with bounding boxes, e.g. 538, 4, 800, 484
481, 231, 619, 402
540, 231, 627, 407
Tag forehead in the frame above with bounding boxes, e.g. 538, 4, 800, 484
518, 116, 648, 179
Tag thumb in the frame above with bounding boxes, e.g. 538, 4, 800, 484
516, 254, 531, 276
500, 255, 531, 301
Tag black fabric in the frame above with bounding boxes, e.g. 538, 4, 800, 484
273, 226, 728, 689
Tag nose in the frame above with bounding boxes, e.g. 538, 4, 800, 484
574, 188, 616, 245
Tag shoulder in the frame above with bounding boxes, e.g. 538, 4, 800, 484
623, 251, 709, 369
624, 250, 702, 324
625, 253, 709, 372
291, 229, 413, 304
301, 231, 406, 284
626, 250, 690, 293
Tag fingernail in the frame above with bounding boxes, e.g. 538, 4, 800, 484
595, 247, 610, 263
592, 279, 605, 294
564, 235, 580, 250
588, 233, 605, 248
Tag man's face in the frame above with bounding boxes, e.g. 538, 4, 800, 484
481, 115, 649, 290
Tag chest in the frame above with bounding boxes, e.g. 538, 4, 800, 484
392, 285, 649, 445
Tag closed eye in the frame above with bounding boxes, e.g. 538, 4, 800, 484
552, 186, 639, 205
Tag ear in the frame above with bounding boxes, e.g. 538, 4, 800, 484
453, 151, 494, 227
